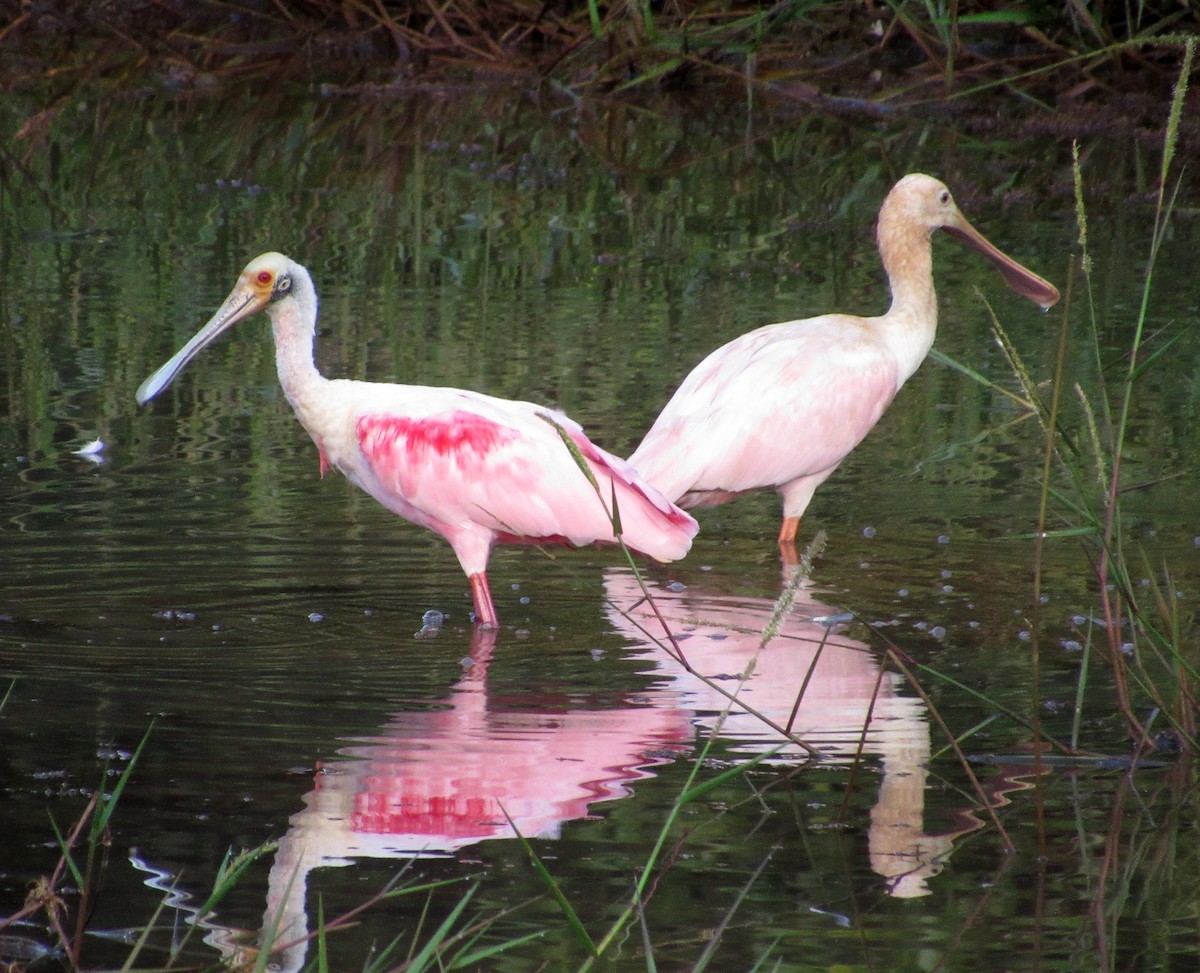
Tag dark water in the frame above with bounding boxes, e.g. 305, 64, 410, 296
1, 86, 1198, 971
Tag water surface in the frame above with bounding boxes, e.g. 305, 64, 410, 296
1, 85, 1197, 971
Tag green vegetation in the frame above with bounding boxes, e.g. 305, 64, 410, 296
0, 726, 534, 972
990, 39, 1197, 756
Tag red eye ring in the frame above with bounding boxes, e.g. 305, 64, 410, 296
257, 271, 273, 284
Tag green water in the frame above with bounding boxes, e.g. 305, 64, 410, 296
1, 85, 1198, 971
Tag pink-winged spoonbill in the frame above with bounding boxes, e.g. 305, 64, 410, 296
137, 253, 697, 628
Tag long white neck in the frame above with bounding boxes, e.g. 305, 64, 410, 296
266, 264, 329, 424
876, 204, 939, 388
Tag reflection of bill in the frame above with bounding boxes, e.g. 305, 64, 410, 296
602, 566, 955, 899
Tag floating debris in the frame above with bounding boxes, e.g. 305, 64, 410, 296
0, 934, 60, 966
72, 438, 106, 464
807, 904, 852, 928
812, 611, 854, 627
152, 609, 197, 622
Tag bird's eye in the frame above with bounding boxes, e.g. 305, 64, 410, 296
938, 190, 951, 205
257, 270, 273, 285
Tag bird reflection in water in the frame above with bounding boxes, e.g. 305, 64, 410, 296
204, 567, 973, 971
602, 565, 957, 899
210, 629, 693, 971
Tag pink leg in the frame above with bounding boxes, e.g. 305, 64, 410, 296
469, 572, 499, 629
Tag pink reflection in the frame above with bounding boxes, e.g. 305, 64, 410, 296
603, 566, 954, 899
219, 568, 958, 971
300, 663, 689, 856
242, 631, 693, 971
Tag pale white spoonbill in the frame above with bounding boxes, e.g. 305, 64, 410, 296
628, 174, 1060, 549
136, 252, 697, 628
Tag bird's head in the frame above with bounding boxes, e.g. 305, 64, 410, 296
881, 174, 1060, 310
238, 251, 296, 308
136, 251, 303, 406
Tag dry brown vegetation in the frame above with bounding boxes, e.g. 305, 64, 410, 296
2, 1, 1196, 119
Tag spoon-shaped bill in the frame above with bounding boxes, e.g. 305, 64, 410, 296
136, 287, 266, 405
943, 219, 1060, 310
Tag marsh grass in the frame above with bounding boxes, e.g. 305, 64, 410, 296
940, 41, 1197, 756
0, 723, 268, 972
0, 726, 155, 970
1036, 40, 1195, 754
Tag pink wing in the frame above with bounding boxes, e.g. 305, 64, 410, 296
355, 402, 696, 567
629, 315, 900, 503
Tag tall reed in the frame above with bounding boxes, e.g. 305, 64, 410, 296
991, 40, 1197, 753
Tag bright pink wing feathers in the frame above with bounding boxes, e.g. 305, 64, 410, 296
354, 403, 695, 568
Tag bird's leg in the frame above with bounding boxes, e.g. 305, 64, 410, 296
469, 572, 500, 630
778, 516, 800, 566
778, 516, 800, 544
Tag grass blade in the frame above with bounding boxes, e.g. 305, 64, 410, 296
502, 806, 599, 957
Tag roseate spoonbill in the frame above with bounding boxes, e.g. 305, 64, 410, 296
136, 252, 697, 628
627, 174, 1060, 549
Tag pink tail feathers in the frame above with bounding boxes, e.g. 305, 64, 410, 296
567, 431, 698, 563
